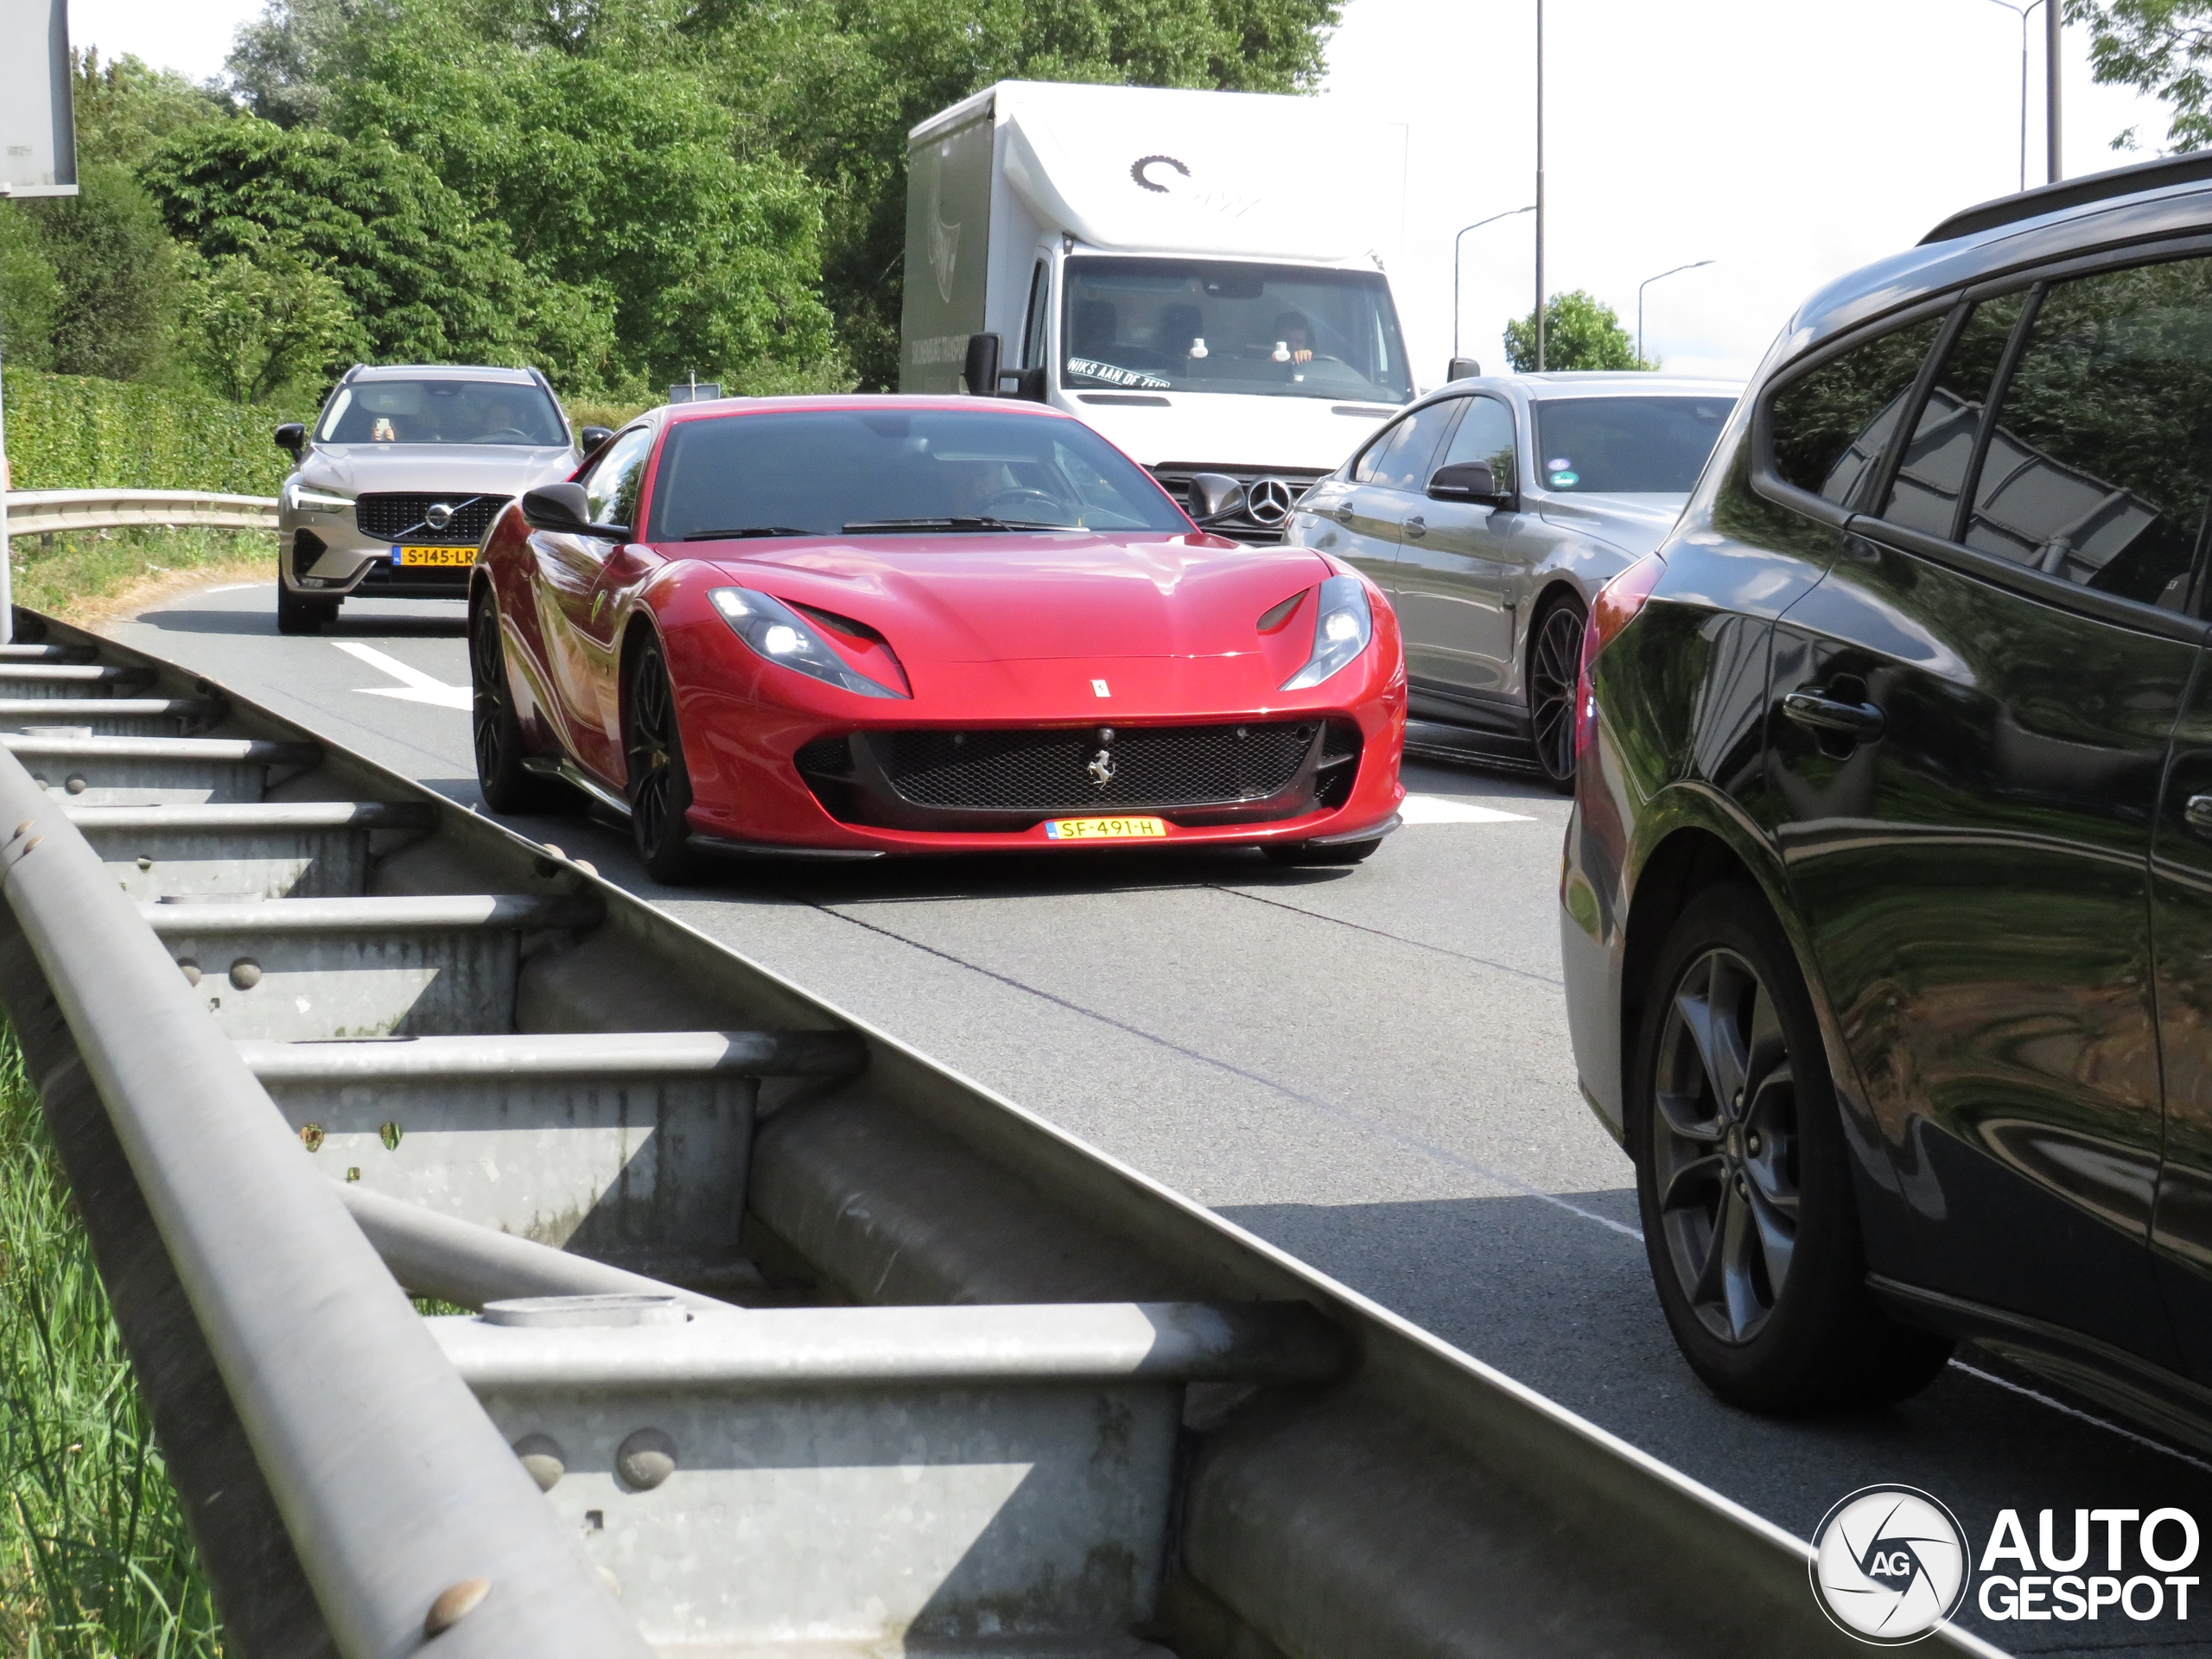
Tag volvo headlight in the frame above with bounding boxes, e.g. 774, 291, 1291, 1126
709, 588, 903, 698
285, 484, 353, 518
1281, 574, 1374, 690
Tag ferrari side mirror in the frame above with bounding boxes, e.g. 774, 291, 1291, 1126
521, 482, 628, 539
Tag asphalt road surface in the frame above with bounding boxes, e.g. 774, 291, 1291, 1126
102, 581, 2212, 1656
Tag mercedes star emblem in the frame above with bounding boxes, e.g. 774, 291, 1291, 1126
1245, 478, 1299, 527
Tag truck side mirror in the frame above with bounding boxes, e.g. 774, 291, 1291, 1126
1427, 461, 1510, 507
1447, 358, 1481, 382
997, 365, 1047, 403
963, 334, 1003, 397
1187, 472, 1248, 524
273, 423, 306, 459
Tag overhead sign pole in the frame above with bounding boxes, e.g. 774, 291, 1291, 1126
0, 0, 80, 645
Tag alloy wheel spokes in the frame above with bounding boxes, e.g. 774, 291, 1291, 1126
1529, 610, 1582, 776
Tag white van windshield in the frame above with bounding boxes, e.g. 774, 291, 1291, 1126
1063, 258, 1412, 404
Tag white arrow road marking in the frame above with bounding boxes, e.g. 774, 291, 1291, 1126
332, 641, 473, 709
1399, 794, 1535, 825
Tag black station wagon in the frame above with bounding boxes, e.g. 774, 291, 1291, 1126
1561, 150, 2212, 1442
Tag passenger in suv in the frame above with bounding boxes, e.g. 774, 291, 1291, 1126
1563, 150, 2212, 1437
272, 365, 609, 634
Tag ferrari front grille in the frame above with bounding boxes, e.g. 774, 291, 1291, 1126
870, 721, 1319, 812
353, 493, 510, 544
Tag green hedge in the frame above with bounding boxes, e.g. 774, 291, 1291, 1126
2, 369, 303, 495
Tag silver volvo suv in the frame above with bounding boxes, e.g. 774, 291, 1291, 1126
271, 365, 610, 634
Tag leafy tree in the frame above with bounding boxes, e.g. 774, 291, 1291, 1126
21, 167, 187, 381
181, 233, 353, 403
2072, 0, 2212, 150
69, 48, 235, 169
1503, 290, 1656, 373
0, 209, 60, 372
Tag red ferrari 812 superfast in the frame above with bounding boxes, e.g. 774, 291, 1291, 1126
468, 396, 1407, 881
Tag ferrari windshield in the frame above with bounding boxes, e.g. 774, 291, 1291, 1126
1531, 396, 1734, 494
1063, 257, 1412, 404
315, 379, 568, 447
646, 408, 1191, 539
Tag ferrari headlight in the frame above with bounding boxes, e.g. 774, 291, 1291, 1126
1281, 574, 1373, 690
709, 588, 902, 698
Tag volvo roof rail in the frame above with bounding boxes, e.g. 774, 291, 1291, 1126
1922, 149, 2212, 245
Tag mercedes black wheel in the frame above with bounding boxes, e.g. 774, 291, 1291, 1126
624, 641, 702, 885
276, 582, 334, 636
470, 598, 564, 813
1528, 597, 1586, 792
1633, 884, 1952, 1411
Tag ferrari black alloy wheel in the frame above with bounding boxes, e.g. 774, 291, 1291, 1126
1528, 597, 1586, 791
624, 641, 701, 885
1633, 884, 1951, 1411
469, 599, 563, 813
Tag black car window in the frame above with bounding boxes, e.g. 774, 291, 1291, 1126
1352, 397, 1464, 493
1437, 394, 1516, 485
1878, 292, 2025, 538
1769, 315, 1944, 507
1958, 257, 2212, 613
582, 425, 654, 531
1533, 397, 1732, 493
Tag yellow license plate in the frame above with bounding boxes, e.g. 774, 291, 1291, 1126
1043, 816, 1167, 842
393, 545, 474, 567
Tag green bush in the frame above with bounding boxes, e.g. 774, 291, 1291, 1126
2, 368, 302, 495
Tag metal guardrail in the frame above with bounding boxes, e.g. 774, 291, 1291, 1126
0, 614, 2010, 1659
2, 488, 280, 537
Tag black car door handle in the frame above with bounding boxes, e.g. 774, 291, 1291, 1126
1783, 689, 1886, 741
2187, 794, 2212, 836
1403, 515, 1427, 539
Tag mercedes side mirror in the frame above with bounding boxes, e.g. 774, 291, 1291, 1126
273, 422, 306, 460
1428, 461, 1510, 506
578, 424, 613, 458
1188, 472, 1248, 524
963, 333, 1003, 397
521, 482, 628, 539
997, 365, 1048, 403
1446, 357, 1481, 382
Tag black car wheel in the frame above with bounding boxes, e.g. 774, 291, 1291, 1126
624, 641, 701, 885
470, 599, 564, 813
1633, 883, 1952, 1411
276, 582, 336, 636
1528, 597, 1586, 791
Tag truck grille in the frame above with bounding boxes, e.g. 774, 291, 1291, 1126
1149, 464, 1329, 545
353, 493, 510, 544
873, 721, 1319, 812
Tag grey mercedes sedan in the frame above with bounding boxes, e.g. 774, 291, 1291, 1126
1285, 372, 1740, 787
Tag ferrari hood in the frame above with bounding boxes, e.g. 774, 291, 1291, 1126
702, 531, 1335, 664
297, 444, 578, 499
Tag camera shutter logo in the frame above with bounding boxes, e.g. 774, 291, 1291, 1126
1130, 155, 1191, 195
1810, 1485, 1970, 1644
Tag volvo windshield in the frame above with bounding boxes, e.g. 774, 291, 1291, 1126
1063, 258, 1412, 405
316, 379, 569, 447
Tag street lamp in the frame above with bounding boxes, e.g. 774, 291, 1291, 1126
1637, 260, 1714, 365
1453, 207, 1536, 364
1982, 0, 2044, 193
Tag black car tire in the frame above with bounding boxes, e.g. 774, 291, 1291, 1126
470, 598, 566, 814
1631, 882, 1953, 1411
276, 582, 336, 636
1262, 837, 1381, 867
1528, 595, 1586, 792
624, 640, 702, 885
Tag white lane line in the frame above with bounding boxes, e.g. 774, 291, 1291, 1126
332, 640, 471, 709
1948, 1360, 2212, 1475
202, 583, 261, 594
1401, 793, 1535, 824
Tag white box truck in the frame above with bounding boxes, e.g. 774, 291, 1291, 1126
900, 80, 1412, 542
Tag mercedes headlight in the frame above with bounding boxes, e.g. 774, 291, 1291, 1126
1281, 575, 1374, 690
709, 588, 903, 698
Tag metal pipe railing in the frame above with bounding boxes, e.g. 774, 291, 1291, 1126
0, 744, 648, 1659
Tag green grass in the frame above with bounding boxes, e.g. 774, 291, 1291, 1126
7, 526, 273, 623
0, 1027, 222, 1658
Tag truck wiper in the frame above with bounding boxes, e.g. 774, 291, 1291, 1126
841, 516, 1068, 533
683, 525, 818, 540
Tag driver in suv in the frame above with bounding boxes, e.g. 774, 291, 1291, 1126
271, 364, 609, 634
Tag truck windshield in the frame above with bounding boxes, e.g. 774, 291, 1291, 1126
646, 408, 1192, 539
316, 379, 569, 447
1531, 397, 1736, 494
1063, 258, 1411, 404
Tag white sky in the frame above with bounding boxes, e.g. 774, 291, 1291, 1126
67, 0, 2186, 387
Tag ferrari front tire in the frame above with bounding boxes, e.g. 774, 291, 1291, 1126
470, 598, 565, 814
624, 641, 702, 885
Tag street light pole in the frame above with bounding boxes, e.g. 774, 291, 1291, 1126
1637, 260, 1714, 365
1983, 0, 2043, 194
2047, 0, 2063, 182
1453, 206, 1536, 363
1535, 0, 1547, 372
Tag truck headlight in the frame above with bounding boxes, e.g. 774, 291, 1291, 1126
709, 588, 904, 698
1281, 575, 1373, 690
